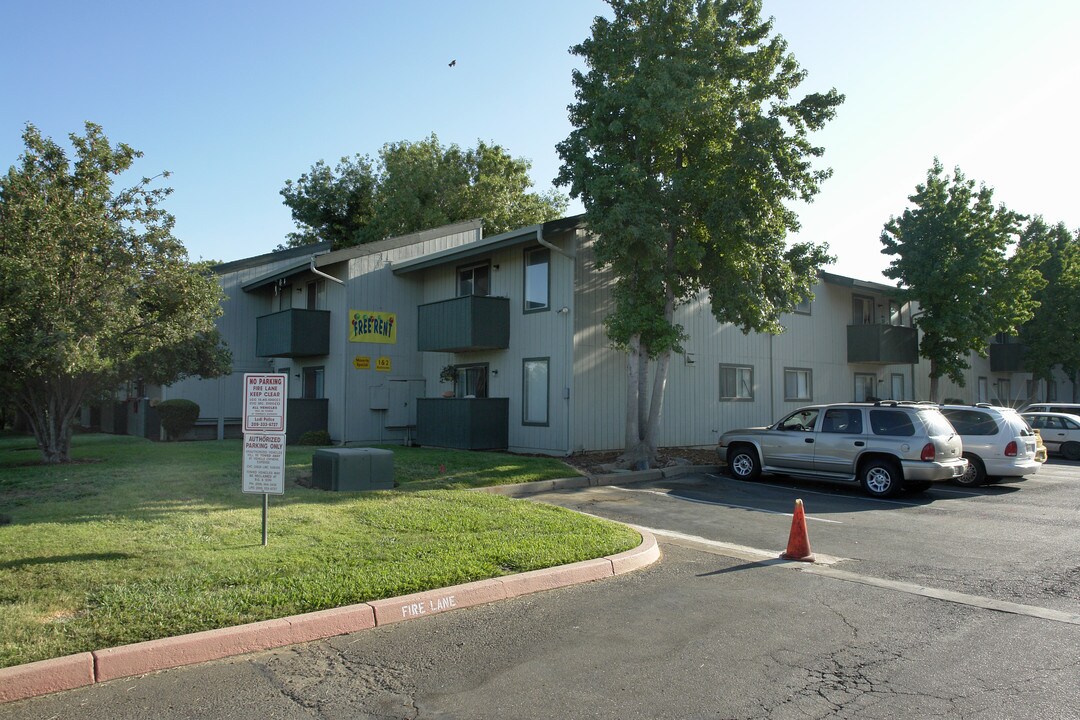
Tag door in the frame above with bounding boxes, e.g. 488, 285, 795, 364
813, 408, 866, 476
761, 408, 820, 471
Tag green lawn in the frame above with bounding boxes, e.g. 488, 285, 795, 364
0, 434, 638, 669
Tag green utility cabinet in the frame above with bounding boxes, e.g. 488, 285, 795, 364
312, 448, 394, 491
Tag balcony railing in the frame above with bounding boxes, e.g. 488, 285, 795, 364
255, 308, 331, 358
415, 397, 509, 449
847, 324, 919, 365
990, 343, 1027, 372
417, 295, 510, 353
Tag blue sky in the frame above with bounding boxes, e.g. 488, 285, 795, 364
3, 1, 1078, 282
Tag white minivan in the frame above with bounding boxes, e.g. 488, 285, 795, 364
939, 405, 1041, 486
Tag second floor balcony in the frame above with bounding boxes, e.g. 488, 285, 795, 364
990, 342, 1027, 372
256, 308, 331, 358
417, 295, 510, 353
847, 323, 919, 365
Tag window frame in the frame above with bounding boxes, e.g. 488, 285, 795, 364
302, 366, 325, 399
455, 363, 489, 398
783, 368, 813, 402
522, 357, 550, 426
523, 246, 551, 314
854, 373, 877, 402
456, 261, 491, 298
719, 364, 754, 402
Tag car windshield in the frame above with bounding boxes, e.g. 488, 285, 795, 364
919, 409, 956, 437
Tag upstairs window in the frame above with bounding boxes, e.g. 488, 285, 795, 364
524, 247, 550, 312
458, 262, 490, 297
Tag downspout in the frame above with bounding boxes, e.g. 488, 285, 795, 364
310, 255, 345, 285
536, 226, 575, 260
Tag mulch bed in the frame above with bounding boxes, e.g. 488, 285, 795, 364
562, 447, 719, 475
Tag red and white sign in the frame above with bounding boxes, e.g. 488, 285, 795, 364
242, 373, 288, 433
242, 433, 286, 495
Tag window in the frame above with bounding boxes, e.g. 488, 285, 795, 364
996, 379, 1011, 404
854, 373, 877, 402
888, 301, 902, 326
276, 283, 293, 311
941, 409, 997, 436
456, 364, 488, 398
1048, 380, 1058, 401
852, 295, 875, 325
720, 365, 754, 401
523, 358, 549, 425
778, 408, 819, 431
890, 373, 905, 401
303, 367, 324, 399
869, 410, 915, 437
524, 247, 550, 312
822, 408, 862, 434
784, 368, 812, 401
306, 280, 326, 310
793, 297, 812, 315
978, 377, 989, 404
457, 262, 490, 297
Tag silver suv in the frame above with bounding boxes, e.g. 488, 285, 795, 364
939, 405, 1040, 486
718, 402, 967, 498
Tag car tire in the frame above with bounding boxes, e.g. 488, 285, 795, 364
726, 445, 761, 481
1063, 442, 1080, 461
905, 480, 932, 493
954, 454, 986, 487
859, 458, 903, 498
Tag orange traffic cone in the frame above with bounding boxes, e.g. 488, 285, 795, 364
780, 498, 815, 562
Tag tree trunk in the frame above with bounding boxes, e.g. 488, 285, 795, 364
623, 334, 642, 454
14, 375, 89, 464
928, 360, 940, 403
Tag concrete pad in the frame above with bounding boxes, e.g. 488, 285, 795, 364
0, 652, 95, 703
607, 528, 661, 575
370, 578, 507, 626
497, 557, 613, 597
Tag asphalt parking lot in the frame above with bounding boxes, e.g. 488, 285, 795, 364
5, 459, 1079, 719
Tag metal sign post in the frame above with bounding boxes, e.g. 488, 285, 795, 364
241, 373, 288, 546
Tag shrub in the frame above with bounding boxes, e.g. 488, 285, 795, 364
295, 430, 332, 446
157, 399, 200, 441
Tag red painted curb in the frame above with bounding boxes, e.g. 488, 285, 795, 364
370, 578, 507, 626
609, 528, 661, 574
497, 557, 614, 597
0, 653, 95, 704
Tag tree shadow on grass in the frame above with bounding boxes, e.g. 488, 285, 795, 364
0, 552, 134, 570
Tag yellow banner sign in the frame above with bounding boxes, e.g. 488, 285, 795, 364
349, 310, 397, 344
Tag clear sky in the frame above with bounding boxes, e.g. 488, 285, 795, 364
3, 1, 1078, 283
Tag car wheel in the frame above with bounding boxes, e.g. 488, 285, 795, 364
727, 445, 761, 481
954, 454, 986, 487
905, 481, 932, 493
1063, 442, 1080, 461
859, 459, 903, 498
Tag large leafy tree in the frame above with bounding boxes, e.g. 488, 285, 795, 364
0, 123, 230, 464
1019, 219, 1080, 400
556, 0, 842, 467
280, 134, 568, 249
880, 160, 1046, 402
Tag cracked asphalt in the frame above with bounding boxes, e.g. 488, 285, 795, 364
5, 460, 1079, 719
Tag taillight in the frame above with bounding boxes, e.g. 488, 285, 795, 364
1004, 441, 1018, 457
920, 443, 936, 462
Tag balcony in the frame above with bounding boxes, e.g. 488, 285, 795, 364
417, 295, 510, 353
990, 343, 1027, 372
256, 309, 330, 358
847, 324, 919, 365
415, 398, 509, 450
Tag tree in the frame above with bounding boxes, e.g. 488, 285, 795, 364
280, 134, 568, 249
880, 160, 1046, 402
1019, 219, 1080, 400
556, 0, 842, 468
0, 123, 230, 464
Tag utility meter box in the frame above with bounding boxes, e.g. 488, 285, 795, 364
312, 448, 394, 491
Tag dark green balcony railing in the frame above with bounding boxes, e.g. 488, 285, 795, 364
990, 343, 1027, 372
415, 397, 509, 450
417, 295, 510, 353
846, 324, 919, 365
255, 308, 331, 358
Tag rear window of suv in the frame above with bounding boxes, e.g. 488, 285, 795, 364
941, 409, 997, 436
919, 410, 956, 437
869, 410, 915, 436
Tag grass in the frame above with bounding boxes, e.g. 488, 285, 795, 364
0, 434, 639, 669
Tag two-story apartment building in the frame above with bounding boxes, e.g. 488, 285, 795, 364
152, 215, 1071, 454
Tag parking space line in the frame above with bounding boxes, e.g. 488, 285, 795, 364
611, 485, 843, 523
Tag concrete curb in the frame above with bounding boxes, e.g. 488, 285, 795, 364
0, 528, 660, 705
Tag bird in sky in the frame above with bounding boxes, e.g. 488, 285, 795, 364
449, 59, 456, 67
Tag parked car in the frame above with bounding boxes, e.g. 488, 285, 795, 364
717, 402, 967, 498
1021, 402, 1080, 415
938, 405, 1041, 486
1020, 412, 1080, 460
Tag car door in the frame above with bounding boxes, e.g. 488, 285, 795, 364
812, 408, 866, 476
760, 408, 820, 471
